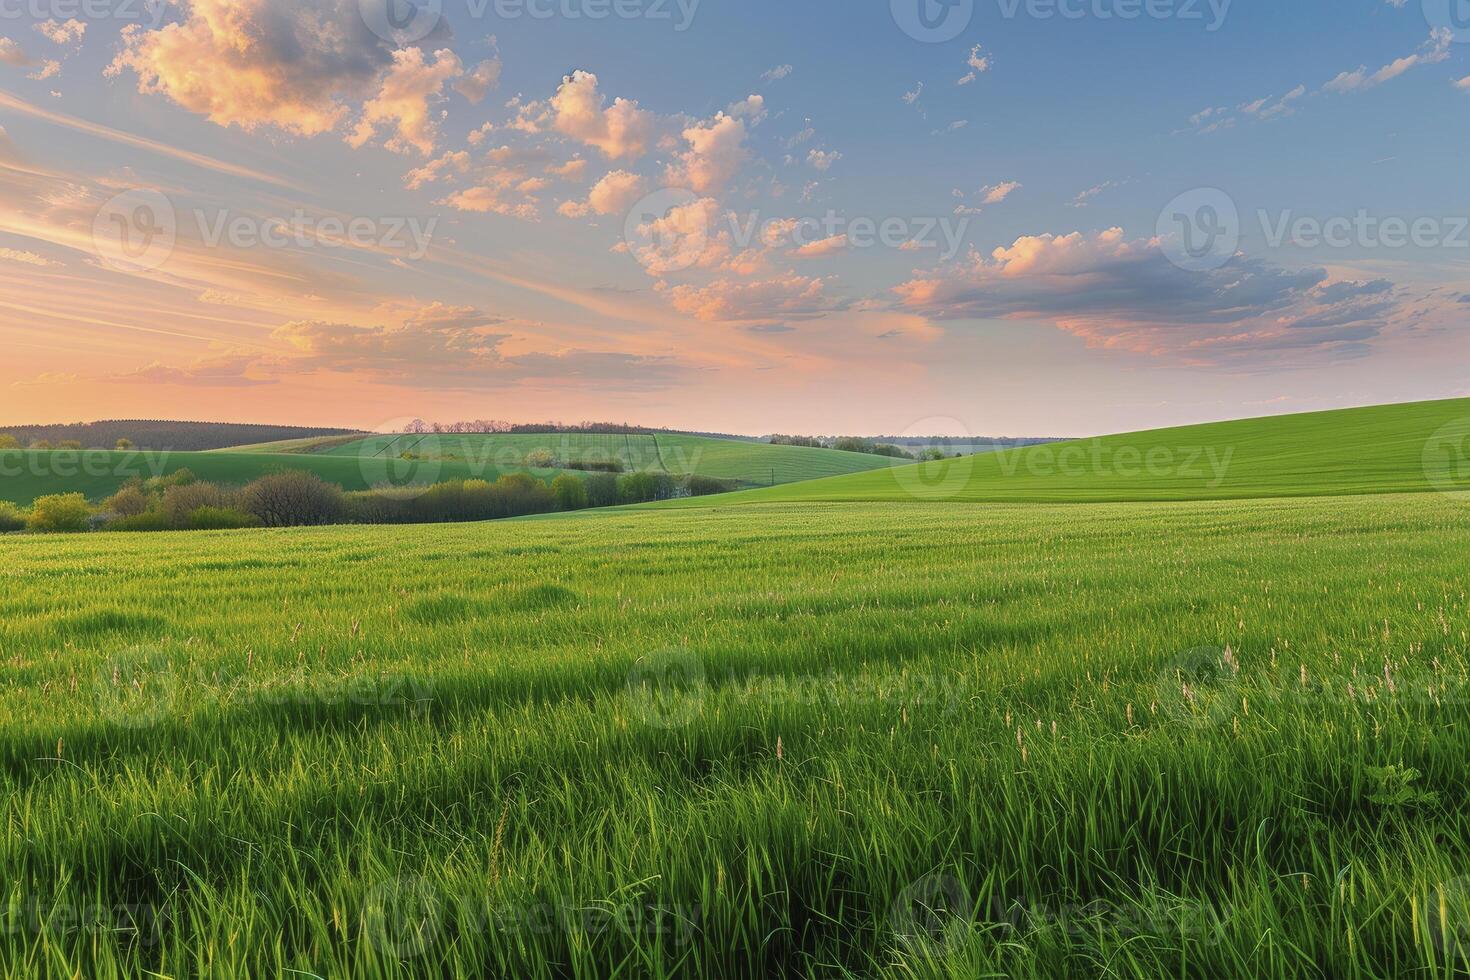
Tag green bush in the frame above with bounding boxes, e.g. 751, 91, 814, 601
103, 484, 152, 518
617, 471, 676, 504
27, 493, 93, 532
240, 471, 344, 527
106, 510, 173, 532
163, 481, 231, 527
584, 473, 619, 508
0, 435, 18, 450
185, 507, 258, 530
344, 489, 418, 524
551, 474, 588, 511
683, 474, 740, 497
523, 448, 558, 468
0, 501, 26, 532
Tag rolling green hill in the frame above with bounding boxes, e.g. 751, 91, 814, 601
677, 398, 1470, 505
263, 431, 902, 485
0, 431, 902, 505
0, 449, 550, 506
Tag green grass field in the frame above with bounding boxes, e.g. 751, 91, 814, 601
310, 432, 905, 485
5, 493, 1470, 977
6, 399, 1470, 977
694, 398, 1470, 505
0, 432, 901, 505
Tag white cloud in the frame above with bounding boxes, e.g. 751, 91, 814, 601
0, 37, 30, 66
550, 70, 654, 161
107, 0, 394, 137
667, 111, 750, 193
34, 18, 85, 47
557, 169, 645, 218
957, 44, 991, 85
761, 64, 793, 82
980, 181, 1021, 204
806, 148, 841, 171
1323, 29, 1452, 94
349, 47, 463, 155
0, 247, 58, 267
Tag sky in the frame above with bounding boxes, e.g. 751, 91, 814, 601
0, 0, 1466, 437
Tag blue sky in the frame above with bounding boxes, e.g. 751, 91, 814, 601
0, 0, 1465, 435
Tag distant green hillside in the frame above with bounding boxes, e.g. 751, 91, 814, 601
0, 431, 902, 505
670, 399, 1470, 505
0, 449, 549, 506
0, 420, 360, 451
281, 431, 902, 486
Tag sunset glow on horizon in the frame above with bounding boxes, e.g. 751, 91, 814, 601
1, 0, 1466, 437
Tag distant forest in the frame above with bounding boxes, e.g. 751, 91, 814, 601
0, 421, 362, 452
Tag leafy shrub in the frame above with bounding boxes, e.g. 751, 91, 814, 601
414, 479, 498, 522
617, 471, 677, 504
106, 511, 173, 532
584, 473, 619, 508
29, 440, 52, 450
103, 484, 152, 518
523, 448, 558, 468
162, 481, 230, 527
185, 507, 258, 530
551, 474, 588, 511
115, 438, 134, 450
0, 435, 18, 449
0, 501, 26, 532
344, 489, 418, 524
492, 473, 556, 517
683, 474, 740, 497
240, 471, 344, 527
27, 493, 93, 532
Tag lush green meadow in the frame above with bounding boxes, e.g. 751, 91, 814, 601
701, 398, 1470, 505
309, 432, 904, 485
4, 490, 1470, 977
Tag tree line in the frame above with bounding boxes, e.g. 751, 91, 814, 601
3, 468, 741, 534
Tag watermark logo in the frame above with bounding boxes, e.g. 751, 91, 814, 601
891, 416, 979, 500
357, 420, 445, 495
888, 873, 973, 953
92, 189, 175, 273
1426, 875, 1470, 963
359, 0, 442, 44
0, 0, 170, 28
92, 646, 178, 728
625, 647, 705, 728
892, 0, 974, 42
1152, 645, 1239, 729
1422, 417, 1470, 502
1423, 0, 1470, 43
624, 188, 707, 274
1157, 188, 1238, 272
995, 0, 1231, 31
362, 876, 442, 958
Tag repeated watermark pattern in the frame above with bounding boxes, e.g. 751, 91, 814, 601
1422, 418, 1470, 502
1158, 187, 1470, 272
0, 447, 173, 481
91, 648, 434, 728
891, 0, 1230, 41
362, 877, 700, 957
92, 190, 437, 273
358, 0, 698, 43
0, 0, 167, 26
